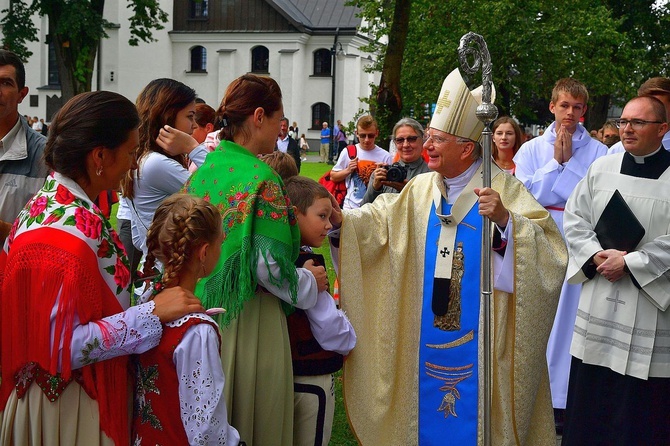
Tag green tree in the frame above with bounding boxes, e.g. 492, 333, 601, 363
0, 0, 168, 99
372, 0, 412, 148
353, 0, 668, 131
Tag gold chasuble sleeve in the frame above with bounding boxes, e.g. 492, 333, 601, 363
340, 172, 567, 445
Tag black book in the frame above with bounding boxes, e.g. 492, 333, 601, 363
295, 251, 325, 269
593, 189, 645, 252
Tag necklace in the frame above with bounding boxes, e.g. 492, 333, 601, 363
496, 160, 515, 169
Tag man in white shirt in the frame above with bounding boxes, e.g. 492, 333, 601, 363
330, 115, 392, 209
276, 117, 301, 171
31, 116, 42, 132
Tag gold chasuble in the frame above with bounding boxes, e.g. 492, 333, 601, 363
340, 171, 567, 445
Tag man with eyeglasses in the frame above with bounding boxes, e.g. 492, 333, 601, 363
335, 68, 566, 445
330, 114, 392, 209
561, 95, 670, 445
512, 78, 608, 433
362, 117, 430, 204
608, 77, 670, 155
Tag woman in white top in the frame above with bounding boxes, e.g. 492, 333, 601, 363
121, 79, 208, 254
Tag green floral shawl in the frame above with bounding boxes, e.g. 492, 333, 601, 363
185, 140, 300, 325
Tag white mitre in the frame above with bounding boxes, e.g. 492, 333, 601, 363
429, 68, 496, 141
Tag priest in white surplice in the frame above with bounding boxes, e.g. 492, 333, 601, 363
562, 95, 670, 445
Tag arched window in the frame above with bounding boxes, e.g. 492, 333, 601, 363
189, 0, 208, 19
190, 46, 207, 72
313, 48, 331, 76
311, 102, 331, 129
48, 42, 60, 86
251, 46, 269, 73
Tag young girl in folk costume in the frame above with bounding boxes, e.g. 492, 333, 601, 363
0, 92, 202, 446
133, 194, 241, 446
184, 74, 328, 446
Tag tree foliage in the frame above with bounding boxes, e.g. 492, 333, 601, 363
0, 0, 169, 99
351, 0, 670, 132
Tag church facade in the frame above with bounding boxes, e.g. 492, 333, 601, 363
1, 0, 379, 143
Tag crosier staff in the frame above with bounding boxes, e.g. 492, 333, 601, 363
458, 31, 498, 446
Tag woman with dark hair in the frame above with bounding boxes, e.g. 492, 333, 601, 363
120, 78, 207, 256
185, 74, 326, 446
0, 91, 203, 446
492, 116, 523, 174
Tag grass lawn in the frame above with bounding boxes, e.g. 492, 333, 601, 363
111, 160, 358, 445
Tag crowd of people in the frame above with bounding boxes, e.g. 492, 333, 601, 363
1, 42, 670, 446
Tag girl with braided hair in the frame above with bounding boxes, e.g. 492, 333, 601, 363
133, 193, 241, 445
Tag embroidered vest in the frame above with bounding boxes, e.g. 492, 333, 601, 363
289, 251, 343, 376
132, 316, 220, 445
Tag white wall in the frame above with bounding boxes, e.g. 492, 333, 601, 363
0, 0, 379, 135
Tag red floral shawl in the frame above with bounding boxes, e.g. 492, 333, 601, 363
0, 173, 131, 446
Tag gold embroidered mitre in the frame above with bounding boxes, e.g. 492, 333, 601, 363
429, 68, 496, 141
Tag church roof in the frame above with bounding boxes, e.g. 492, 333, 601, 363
267, 0, 361, 34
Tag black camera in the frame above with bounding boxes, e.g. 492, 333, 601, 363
383, 162, 408, 182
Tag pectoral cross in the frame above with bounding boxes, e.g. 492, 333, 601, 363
440, 247, 450, 258
606, 290, 625, 312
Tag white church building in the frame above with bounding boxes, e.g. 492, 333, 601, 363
1, 0, 379, 143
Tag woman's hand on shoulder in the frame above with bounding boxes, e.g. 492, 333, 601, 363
156, 125, 199, 157
152, 286, 205, 323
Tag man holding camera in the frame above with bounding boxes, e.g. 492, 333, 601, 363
336, 68, 566, 445
362, 117, 431, 204
330, 114, 392, 209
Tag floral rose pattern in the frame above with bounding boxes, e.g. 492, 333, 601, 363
215, 180, 295, 242
110, 230, 126, 255
113, 257, 130, 288
97, 239, 112, 258
29, 196, 48, 217
7, 175, 131, 295
75, 207, 102, 239
55, 184, 76, 205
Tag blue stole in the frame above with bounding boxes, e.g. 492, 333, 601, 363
418, 197, 481, 445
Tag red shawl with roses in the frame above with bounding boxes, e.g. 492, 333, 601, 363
0, 173, 131, 446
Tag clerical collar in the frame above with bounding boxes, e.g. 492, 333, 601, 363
628, 145, 662, 164
621, 145, 670, 179
442, 159, 483, 204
